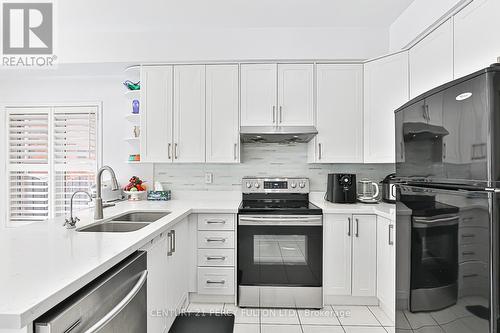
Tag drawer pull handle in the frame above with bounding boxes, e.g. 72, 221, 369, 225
206, 219, 226, 224
463, 273, 479, 278
206, 280, 226, 285
462, 251, 476, 256
206, 256, 227, 261
462, 234, 475, 238
206, 237, 227, 243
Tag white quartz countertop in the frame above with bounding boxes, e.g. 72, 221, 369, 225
0, 192, 240, 329
309, 192, 396, 221
0, 191, 395, 329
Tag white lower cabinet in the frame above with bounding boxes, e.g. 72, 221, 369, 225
141, 217, 189, 333
324, 214, 377, 301
142, 232, 169, 333
376, 216, 395, 323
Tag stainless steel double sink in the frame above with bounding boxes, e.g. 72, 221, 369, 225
77, 211, 170, 233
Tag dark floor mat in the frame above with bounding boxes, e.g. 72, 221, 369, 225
466, 305, 489, 320
168, 313, 235, 333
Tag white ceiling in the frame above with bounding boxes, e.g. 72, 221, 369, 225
60, 0, 416, 30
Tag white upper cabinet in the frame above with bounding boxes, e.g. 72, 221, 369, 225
364, 52, 409, 164
205, 65, 240, 163
314, 64, 363, 163
277, 64, 314, 126
240, 64, 277, 126
409, 19, 454, 99
140, 66, 173, 163
173, 65, 206, 163
454, 0, 500, 78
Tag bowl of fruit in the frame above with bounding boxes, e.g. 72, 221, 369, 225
123, 176, 147, 201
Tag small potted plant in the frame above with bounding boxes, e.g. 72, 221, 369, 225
123, 176, 146, 201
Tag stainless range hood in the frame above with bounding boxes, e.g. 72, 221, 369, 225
240, 126, 318, 143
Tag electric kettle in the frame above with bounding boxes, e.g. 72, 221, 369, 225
357, 179, 380, 203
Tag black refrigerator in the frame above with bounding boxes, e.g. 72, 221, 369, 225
395, 64, 500, 333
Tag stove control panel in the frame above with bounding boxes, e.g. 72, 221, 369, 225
242, 177, 310, 193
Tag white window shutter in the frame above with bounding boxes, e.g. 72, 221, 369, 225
6, 106, 98, 224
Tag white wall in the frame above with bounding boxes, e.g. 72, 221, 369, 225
0, 71, 154, 190
389, 0, 467, 51
59, 27, 389, 64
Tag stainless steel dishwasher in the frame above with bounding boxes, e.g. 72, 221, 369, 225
34, 251, 147, 333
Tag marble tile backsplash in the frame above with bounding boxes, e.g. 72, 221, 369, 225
154, 143, 395, 192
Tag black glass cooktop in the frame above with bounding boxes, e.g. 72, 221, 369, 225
238, 199, 322, 215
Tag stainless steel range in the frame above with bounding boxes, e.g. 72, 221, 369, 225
237, 177, 323, 309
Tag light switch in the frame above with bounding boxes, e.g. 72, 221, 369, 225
205, 172, 213, 184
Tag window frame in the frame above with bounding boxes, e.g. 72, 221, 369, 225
2, 102, 102, 228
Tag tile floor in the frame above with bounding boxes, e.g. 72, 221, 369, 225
185, 303, 395, 333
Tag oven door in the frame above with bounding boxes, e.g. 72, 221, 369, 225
237, 215, 323, 308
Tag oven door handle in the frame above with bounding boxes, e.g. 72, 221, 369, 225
238, 216, 322, 226
413, 215, 459, 228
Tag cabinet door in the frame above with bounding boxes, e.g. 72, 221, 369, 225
352, 215, 377, 297
409, 19, 454, 99
376, 216, 395, 323
315, 64, 363, 163
364, 52, 409, 163
173, 65, 206, 163
165, 218, 190, 330
240, 64, 277, 126
277, 64, 314, 126
140, 66, 173, 163
323, 214, 352, 296
206, 65, 240, 163
143, 235, 168, 333
454, 0, 500, 78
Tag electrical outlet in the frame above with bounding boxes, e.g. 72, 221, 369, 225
205, 172, 213, 184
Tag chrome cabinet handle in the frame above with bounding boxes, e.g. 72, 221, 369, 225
206, 237, 227, 242
174, 143, 178, 159
279, 106, 283, 123
461, 234, 475, 238
272, 106, 276, 123
168, 143, 172, 160
83, 270, 148, 333
400, 142, 403, 159
206, 280, 226, 285
206, 256, 227, 261
167, 231, 173, 256
171, 229, 176, 254
462, 251, 476, 256
206, 219, 226, 224
234, 143, 238, 160
388, 224, 394, 245
318, 143, 322, 160
355, 218, 359, 237
347, 217, 351, 236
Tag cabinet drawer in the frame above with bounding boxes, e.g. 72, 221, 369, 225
460, 208, 489, 228
198, 231, 235, 249
198, 249, 235, 267
459, 227, 488, 245
459, 261, 489, 298
197, 267, 235, 295
198, 214, 235, 230
459, 243, 488, 263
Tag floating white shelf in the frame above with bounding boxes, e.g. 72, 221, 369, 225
124, 90, 140, 99
125, 114, 140, 123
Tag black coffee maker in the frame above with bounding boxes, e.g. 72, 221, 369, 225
326, 174, 357, 203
